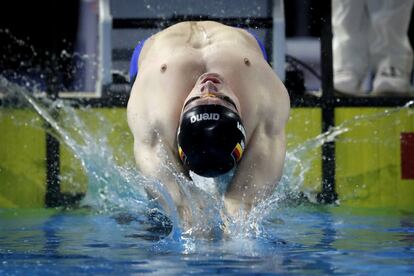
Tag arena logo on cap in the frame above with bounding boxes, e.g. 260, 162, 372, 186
237, 121, 246, 137
190, 113, 220, 123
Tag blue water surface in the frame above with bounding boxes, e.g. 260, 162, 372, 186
1, 205, 413, 275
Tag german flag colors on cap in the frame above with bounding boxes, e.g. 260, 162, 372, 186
231, 143, 244, 162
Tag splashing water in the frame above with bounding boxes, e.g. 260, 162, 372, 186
0, 77, 146, 211
1, 75, 413, 246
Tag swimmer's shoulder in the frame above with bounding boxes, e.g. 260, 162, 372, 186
159, 21, 235, 36
144, 21, 246, 46
167, 21, 227, 29
136, 23, 189, 68
141, 21, 193, 48
138, 21, 223, 63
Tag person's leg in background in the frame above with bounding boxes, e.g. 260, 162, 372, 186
332, 0, 370, 96
369, 0, 414, 96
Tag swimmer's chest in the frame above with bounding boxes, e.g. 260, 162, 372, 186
147, 42, 253, 73
144, 24, 256, 72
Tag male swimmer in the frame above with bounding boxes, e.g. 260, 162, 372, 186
127, 21, 290, 227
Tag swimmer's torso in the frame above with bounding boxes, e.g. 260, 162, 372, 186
128, 21, 288, 153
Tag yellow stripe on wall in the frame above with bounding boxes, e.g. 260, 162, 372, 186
1, 106, 412, 211
335, 108, 414, 211
0, 109, 46, 208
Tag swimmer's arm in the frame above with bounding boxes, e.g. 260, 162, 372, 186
224, 126, 286, 217
133, 142, 193, 222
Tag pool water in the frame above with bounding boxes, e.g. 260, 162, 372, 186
1, 205, 413, 275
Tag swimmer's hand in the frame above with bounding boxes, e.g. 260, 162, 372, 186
223, 196, 252, 219
219, 198, 252, 237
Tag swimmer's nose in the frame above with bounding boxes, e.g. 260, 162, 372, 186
200, 81, 218, 92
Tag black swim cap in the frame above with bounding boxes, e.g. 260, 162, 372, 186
177, 104, 246, 177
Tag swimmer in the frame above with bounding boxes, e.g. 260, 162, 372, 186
127, 21, 290, 228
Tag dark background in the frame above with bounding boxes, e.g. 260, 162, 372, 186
0, 1, 321, 74
0, 1, 80, 89
0, 0, 412, 89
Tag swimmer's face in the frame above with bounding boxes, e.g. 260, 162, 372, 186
181, 73, 241, 116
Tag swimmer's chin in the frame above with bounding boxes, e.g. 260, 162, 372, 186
185, 97, 238, 114
198, 97, 227, 106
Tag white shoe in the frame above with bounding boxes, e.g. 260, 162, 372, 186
372, 66, 413, 97
334, 71, 365, 96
